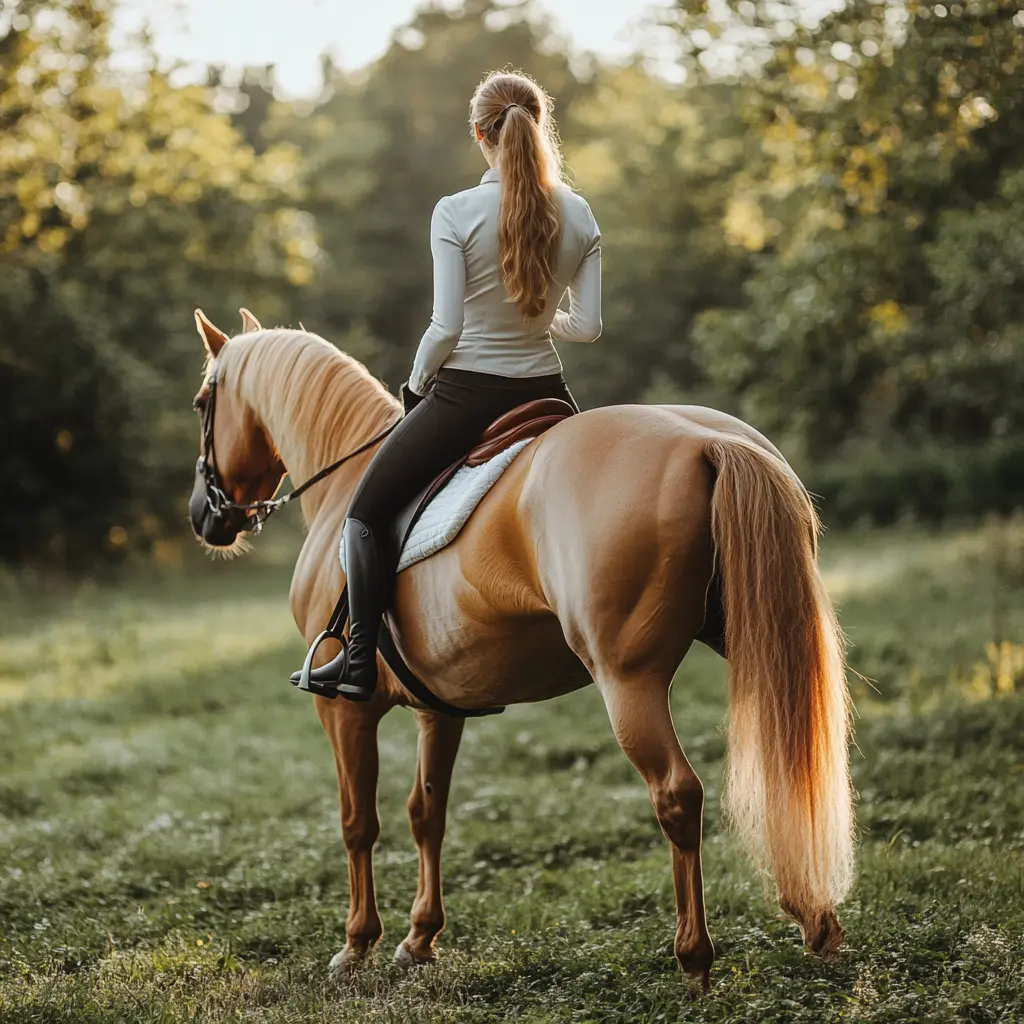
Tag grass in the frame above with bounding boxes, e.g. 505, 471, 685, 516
0, 522, 1022, 1022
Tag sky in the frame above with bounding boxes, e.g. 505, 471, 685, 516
113, 0, 678, 97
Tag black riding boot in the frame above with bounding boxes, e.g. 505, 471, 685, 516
337, 517, 387, 702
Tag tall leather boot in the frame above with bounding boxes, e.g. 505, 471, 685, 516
337, 517, 387, 702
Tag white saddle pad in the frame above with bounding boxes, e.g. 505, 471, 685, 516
340, 438, 533, 576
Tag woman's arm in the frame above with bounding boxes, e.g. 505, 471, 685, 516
408, 197, 466, 395
550, 223, 602, 344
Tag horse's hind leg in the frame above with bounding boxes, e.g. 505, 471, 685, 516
599, 674, 715, 987
396, 712, 465, 966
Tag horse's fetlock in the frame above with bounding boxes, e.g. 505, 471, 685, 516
782, 901, 844, 959
676, 933, 715, 972
346, 916, 384, 950
411, 907, 446, 938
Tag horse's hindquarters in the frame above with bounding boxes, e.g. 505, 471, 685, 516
521, 407, 716, 684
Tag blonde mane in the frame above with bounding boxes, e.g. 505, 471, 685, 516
216, 329, 399, 472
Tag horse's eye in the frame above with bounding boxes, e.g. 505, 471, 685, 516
193, 396, 206, 413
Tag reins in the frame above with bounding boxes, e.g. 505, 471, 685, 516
195, 360, 400, 535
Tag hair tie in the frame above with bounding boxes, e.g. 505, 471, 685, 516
490, 102, 524, 135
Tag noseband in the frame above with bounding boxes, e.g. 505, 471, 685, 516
194, 361, 399, 536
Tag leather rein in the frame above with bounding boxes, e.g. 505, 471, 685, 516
194, 360, 400, 535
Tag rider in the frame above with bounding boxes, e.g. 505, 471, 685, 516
336, 70, 603, 703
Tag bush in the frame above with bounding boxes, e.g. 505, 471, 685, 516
806, 437, 1024, 526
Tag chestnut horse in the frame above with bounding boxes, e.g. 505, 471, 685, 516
188, 310, 853, 986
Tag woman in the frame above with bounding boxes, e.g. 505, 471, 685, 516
337, 70, 602, 702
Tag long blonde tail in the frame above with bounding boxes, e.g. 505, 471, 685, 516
703, 437, 853, 935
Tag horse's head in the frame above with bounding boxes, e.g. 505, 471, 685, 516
189, 308, 286, 551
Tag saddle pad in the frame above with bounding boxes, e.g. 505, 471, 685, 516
340, 438, 533, 576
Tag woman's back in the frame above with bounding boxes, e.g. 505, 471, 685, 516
408, 71, 601, 396
447, 168, 600, 339
410, 169, 601, 390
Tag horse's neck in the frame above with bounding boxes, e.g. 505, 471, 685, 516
250, 345, 398, 525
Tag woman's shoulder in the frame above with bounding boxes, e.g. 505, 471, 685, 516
432, 180, 498, 223
554, 183, 599, 235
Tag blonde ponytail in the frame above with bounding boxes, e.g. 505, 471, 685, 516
470, 72, 563, 319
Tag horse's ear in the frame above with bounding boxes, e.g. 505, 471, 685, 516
239, 308, 262, 333
194, 309, 228, 357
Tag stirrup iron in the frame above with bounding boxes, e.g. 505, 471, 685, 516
291, 629, 346, 699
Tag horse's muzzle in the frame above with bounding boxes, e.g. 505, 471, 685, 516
189, 462, 247, 547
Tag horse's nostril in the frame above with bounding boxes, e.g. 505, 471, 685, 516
200, 511, 240, 548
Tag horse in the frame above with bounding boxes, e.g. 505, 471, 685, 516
187, 309, 853, 988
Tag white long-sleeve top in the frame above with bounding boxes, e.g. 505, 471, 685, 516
408, 167, 602, 395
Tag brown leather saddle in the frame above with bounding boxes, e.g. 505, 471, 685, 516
387, 397, 575, 567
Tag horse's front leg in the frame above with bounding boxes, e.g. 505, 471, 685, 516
316, 695, 387, 973
396, 711, 465, 966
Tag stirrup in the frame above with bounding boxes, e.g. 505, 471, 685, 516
291, 630, 346, 699
288, 649, 346, 687
337, 678, 374, 703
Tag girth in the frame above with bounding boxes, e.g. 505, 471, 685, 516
293, 585, 505, 717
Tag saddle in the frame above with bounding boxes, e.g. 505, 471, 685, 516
294, 396, 576, 717
388, 397, 575, 569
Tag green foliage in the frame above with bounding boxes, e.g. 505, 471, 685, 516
805, 435, 1024, 524
560, 69, 751, 405
0, 0, 310, 564
3, 0, 1023, 566
689, 0, 1024, 464
0, 527, 1022, 1020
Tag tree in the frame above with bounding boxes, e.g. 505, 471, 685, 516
0, 0, 312, 563
560, 65, 751, 406
682, 0, 1024, 458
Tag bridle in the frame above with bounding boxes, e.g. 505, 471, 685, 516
194, 360, 399, 536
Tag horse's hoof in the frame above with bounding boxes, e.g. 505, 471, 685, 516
781, 901, 845, 960
394, 941, 432, 968
328, 948, 362, 977
807, 913, 845, 960
677, 936, 715, 992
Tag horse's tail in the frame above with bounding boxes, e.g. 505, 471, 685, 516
703, 436, 853, 945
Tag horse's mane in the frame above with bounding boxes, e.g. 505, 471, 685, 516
218, 329, 399, 470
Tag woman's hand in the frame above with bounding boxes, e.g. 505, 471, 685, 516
401, 382, 424, 416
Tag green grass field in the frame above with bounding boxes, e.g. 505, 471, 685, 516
1, 524, 1022, 1023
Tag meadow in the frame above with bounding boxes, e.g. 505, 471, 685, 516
1, 524, 1022, 1023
